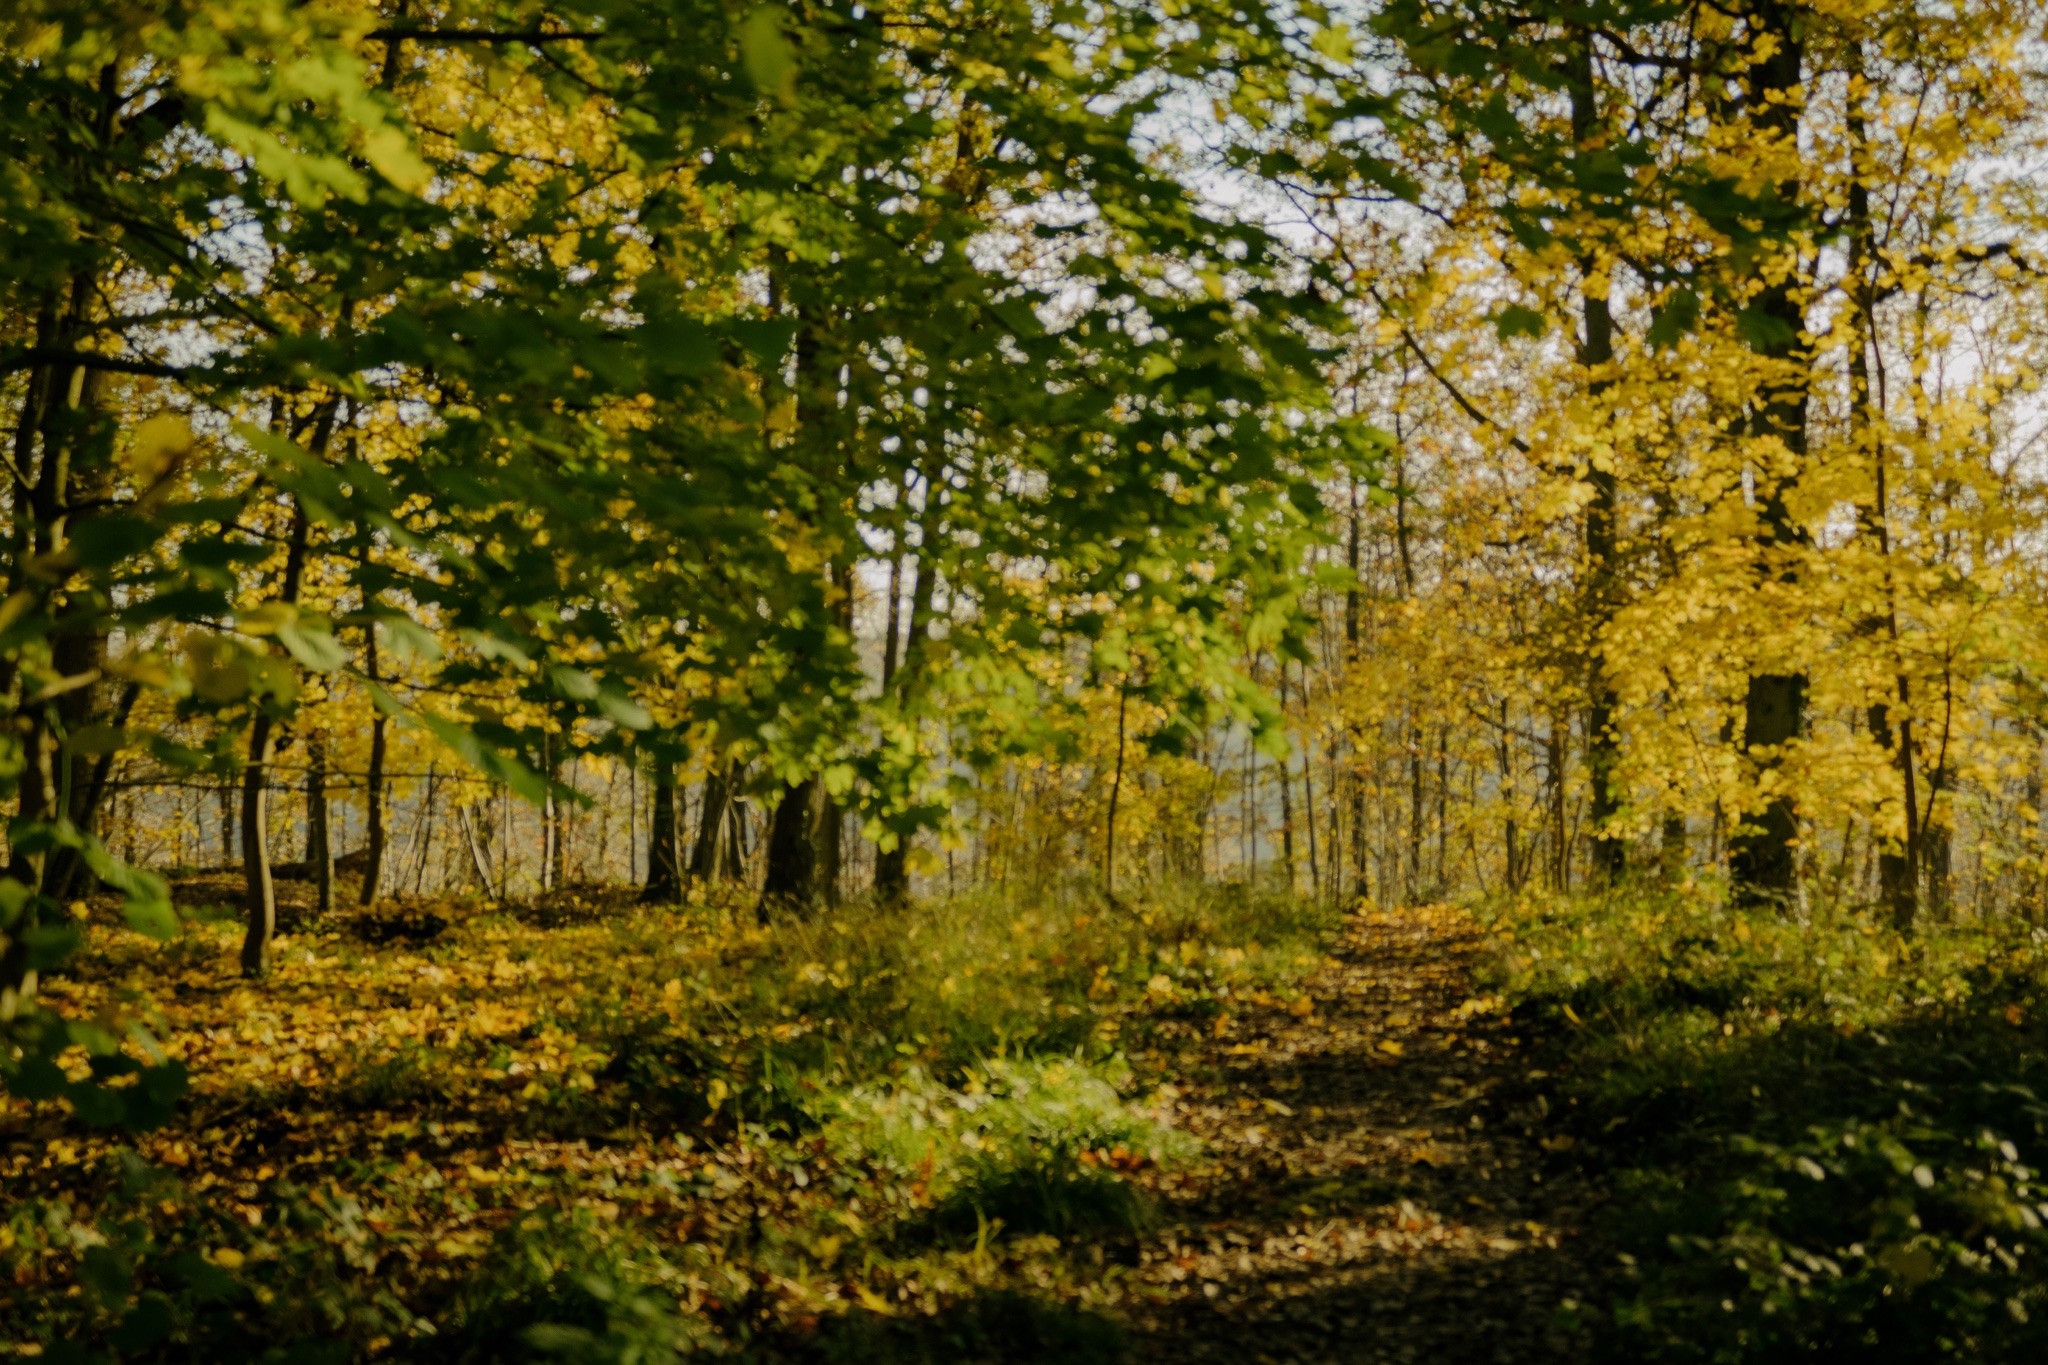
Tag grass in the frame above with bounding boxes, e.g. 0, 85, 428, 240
1479, 883, 2048, 1362
0, 878, 1338, 1361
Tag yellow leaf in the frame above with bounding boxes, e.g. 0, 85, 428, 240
127, 413, 193, 484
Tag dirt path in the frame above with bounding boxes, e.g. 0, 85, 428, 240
1130, 904, 1601, 1364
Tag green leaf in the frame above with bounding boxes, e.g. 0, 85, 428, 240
379, 615, 445, 663
1647, 288, 1700, 349
1735, 305, 1798, 354
278, 618, 350, 672
11, 1055, 67, 1100
111, 1292, 176, 1352
1493, 304, 1547, 340
740, 8, 798, 104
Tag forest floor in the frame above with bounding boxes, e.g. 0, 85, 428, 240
1130, 903, 1598, 1364
6, 887, 1620, 1363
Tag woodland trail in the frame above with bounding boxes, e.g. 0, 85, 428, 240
1129, 903, 1602, 1364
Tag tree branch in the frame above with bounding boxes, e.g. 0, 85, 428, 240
0, 348, 189, 379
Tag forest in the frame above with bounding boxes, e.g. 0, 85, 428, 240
3, 0, 2047, 1360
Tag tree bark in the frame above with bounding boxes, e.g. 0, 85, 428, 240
1726, 0, 1814, 909
874, 550, 931, 904
760, 775, 832, 917
641, 750, 682, 902
307, 730, 334, 916
1346, 479, 1368, 904
1104, 680, 1129, 899
359, 619, 388, 907
690, 763, 743, 883
1568, 35, 1627, 886
242, 469, 315, 977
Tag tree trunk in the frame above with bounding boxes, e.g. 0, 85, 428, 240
642, 750, 681, 902
460, 801, 500, 897
1726, 0, 1813, 909
1299, 664, 1322, 899
1276, 663, 1297, 894
1568, 35, 1627, 886
242, 450, 318, 975
1347, 479, 1368, 904
218, 782, 236, 867
874, 551, 931, 904
307, 730, 334, 916
690, 763, 742, 883
1104, 681, 1129, 899
1660, 812, 1687, 885
760, 775, 832, 917
239, 713, 280, 977
359, 620, 388, 906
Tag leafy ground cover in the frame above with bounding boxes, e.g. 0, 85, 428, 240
23, 879, 2028, 1365
1483, 887, 2048, 1362
1, 881, 1343, 1361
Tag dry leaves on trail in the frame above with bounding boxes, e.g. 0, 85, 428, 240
1128, 904, 1599, 1365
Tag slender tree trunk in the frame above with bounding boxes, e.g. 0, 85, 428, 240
1435, 728, 1449, 896
690, 763, 741, 883
359, 620, 388, 907
1568, 36, 1628, 886
642, 750, 681, 902
239, 714, 280, 976
1498, 704, 1522, 891
218, 783, 236, 867
1299, 663, 1322, 899
1347, 479, 1368, 904
539, 732, 556, 893
242, 470, 316, 976
460, 801, 499, 896
413, 766, 439, 894
1726, 0, 1813, 909
551, 746, 571, 888
874, 551, 930, 904
1104, 680, 1129, 899
307, 730, 333, 916
1276, 662, 1297, 894
1407, 721, 1424, 903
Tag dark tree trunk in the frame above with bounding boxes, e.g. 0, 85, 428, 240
1347, 486, 1368, 905
218, 782, 236, 867
307, 730, 334, 916
760, 775, 832, 918
1726, 0, 1813, 909
239, 714, 279, 977
359, 622, 388, 907
642, 751, 681, 902
1276, 663, 1297, 894
1105, 682, 1129, 899
874, 551, 931, 905
242, 456, 317, 976
1569, 35, 1627, 887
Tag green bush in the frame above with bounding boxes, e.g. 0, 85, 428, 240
1482, 887, 2048, 1362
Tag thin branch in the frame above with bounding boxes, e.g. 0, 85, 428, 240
365, 27, 605, 45
1361, 282, 1533, 455
0, 348, 190, 379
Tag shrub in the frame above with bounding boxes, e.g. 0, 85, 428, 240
1481, 887, 2048, 1362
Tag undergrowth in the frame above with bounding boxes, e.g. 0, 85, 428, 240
1481, 884, 2048, 1362
1, 879, 1336, 1361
